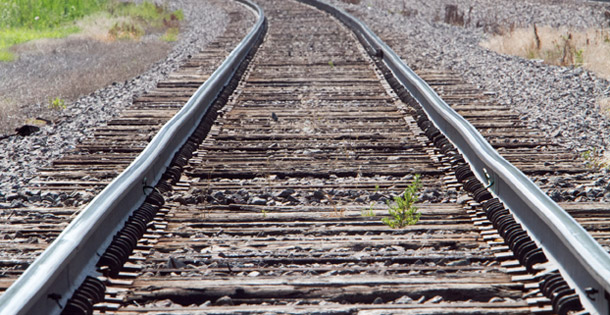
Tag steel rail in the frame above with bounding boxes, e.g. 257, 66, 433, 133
0, 1, 265, 314
299, 0, 610, 313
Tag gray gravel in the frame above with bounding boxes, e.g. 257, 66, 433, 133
0, 0, 235, 199
329, 0, 610, 200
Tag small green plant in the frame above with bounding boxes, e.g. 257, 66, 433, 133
581, 148, 610, 170
382, 174, 422, 228
361, 202, 375, 217
162, 27, 179, 42
261, 209, 268, 218
328, 60, 335, 68
49, 97, 66, 110
575, 49, 584, 67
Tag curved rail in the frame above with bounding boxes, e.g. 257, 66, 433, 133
299, 0, 610, 313
0, 1, 265, 314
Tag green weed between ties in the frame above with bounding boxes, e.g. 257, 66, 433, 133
581, 148, 610, 170
382, 174, 422, 228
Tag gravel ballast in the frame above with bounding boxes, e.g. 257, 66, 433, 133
328, 0, 610, 200
0, 0, 239, 199
3, 0, 610, 202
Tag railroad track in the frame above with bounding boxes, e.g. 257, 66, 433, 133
2, 0, 610, 314
0, 0, 253, 305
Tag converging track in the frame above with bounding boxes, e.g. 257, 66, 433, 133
2, 0, 610, 314
111, 0, 536, 313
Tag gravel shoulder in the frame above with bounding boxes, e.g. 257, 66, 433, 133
0, 0, 237, 198
329, 0, 610, 200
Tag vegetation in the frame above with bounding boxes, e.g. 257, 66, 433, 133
162, 27, 179, 42
107, 1, 183, 28
382, 174, 422, 228
361, 203, 375, 217
108, 21, 144, 40
0, 0, 107, 29
0, 0, 183, 61
49, 97, 66, 110
581, 148, 610, 170
482, 25, 610, 79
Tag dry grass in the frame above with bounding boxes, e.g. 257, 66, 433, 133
599, 97, 610, 119
75, 12, 132, 42
482, 25, 610, 79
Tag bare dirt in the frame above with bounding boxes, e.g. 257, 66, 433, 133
0, 33, 172, 135
0, 0, 231, 196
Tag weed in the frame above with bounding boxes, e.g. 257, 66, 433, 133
108, 21, 144, 40
325, 192, 345, 217
328, 60, 335, 68
444, 4, 464, 26
162, 27, 179, 42
581, 148, 610, 170
261, 209, 268, 218
382, 174, 422, 228
49, 97, 66, 110
361, 202, 375, 217
574, 49, 584, 67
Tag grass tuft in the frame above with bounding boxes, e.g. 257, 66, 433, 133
49, 97, 66, 110
162, 27, 179, 42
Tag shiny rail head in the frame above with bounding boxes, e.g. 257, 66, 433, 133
0, 1, 266, 315
297, 0, 610, 314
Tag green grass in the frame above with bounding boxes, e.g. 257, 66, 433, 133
0, 25, 80, 60
0, 0, 106, 61
0, 0, 183, 62
0, 0, 184, 61
161, 27, 179, 42
0, 49, 16, 62
49, 97, 66, 110
0, 0, 108, 29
